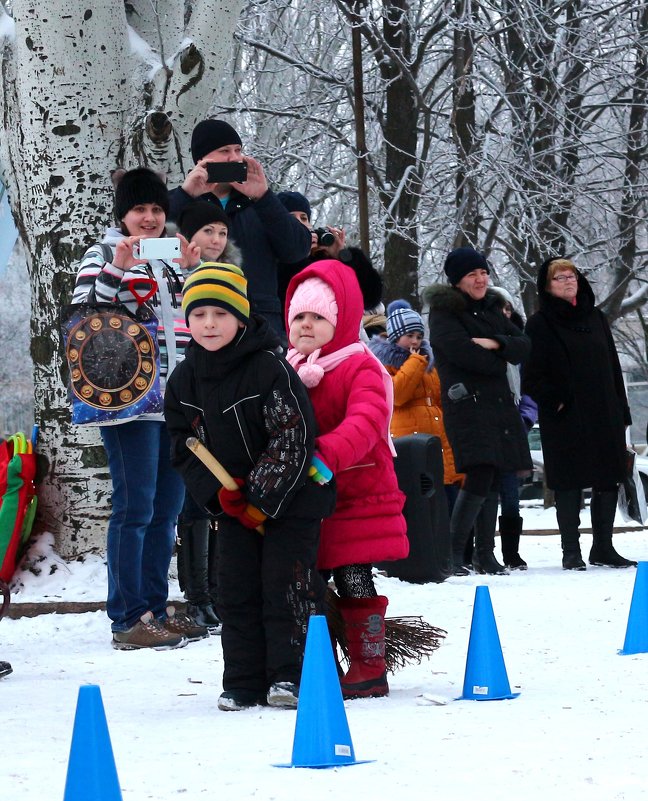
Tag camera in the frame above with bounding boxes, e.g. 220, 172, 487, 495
138, 237, 180, 261
205, 161, 248, 184
313, 227, 335, 247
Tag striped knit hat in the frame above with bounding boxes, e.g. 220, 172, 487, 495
386, 299, 424, 343
182, 263, 250, 324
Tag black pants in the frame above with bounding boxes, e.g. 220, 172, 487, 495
217, 514, 325, 692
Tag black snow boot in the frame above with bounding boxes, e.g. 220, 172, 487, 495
499, 515, 528, 570
0, 660, 12, 679
450, 491, 486, 576
473, 492, 508, 575
589, 489, 637, 568
177, 519, 222, 630
555, 489, 586, 570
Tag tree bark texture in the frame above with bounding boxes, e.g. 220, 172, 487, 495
0, 0, 242, 557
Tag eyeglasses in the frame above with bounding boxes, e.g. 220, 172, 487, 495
552, 274, 577, 283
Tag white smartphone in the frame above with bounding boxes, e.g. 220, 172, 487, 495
138, 237, 180, 261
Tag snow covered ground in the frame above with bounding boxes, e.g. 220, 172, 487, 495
2, 501, 648, 800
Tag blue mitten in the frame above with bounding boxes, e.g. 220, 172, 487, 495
308, 452, 333, 485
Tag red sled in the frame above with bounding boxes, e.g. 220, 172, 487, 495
0, 431, 38, 591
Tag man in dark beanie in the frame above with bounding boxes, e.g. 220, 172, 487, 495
169, 119, 311, 336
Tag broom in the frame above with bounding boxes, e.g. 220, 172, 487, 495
325, 586, 446, 674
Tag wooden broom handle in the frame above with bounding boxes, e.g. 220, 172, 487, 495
185, 437, 264, 533
186, 437, 240, 490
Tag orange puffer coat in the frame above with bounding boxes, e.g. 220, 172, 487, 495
369, 337, 463, 486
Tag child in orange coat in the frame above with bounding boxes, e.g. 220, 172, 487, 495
369, 300, 463, 508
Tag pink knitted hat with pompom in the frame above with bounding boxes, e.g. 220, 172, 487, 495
287, 276, 338, 328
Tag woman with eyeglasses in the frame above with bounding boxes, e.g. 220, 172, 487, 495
523, 258, 636, 570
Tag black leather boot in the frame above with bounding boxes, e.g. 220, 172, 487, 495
450, 491, 486, 575
499, 515, 527, 570
555, 489, 586, 570
473, 492, 508, 575
589, 489, 637, 568
177, 519, 222, 629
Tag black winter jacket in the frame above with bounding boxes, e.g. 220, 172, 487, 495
522, 262, 630, 490
425, 285, 532, 473
169, 187, 312, 333
164, 314, 335, 521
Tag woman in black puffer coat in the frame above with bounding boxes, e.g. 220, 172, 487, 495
424, 247, 532, 575
523, 257, 635, 570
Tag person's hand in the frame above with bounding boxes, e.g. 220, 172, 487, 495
181, 161, 215, 198
112, 237, 148, 271
233, 156, 268, 201
472, 337, 500, 350
218, 479, 246, 517
174, 233, 201, 270
409, 345, 421, 355
557, 402, 565, 412
312, 226, 346, 258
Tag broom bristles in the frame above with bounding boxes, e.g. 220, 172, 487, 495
325, 587, 446, 674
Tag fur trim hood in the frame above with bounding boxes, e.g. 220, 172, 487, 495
368, 335, 434, 371
423, 283, 503, 315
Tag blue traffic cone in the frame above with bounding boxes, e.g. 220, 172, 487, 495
275, 614, 372, 768
63, 685, 123, 800
459, 585, 520, 701
619, 561, 648, 655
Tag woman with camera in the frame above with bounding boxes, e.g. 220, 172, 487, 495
523, 258, 636, 570
72, 167, 207, 650
424, 247, 532, 575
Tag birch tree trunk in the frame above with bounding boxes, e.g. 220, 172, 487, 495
0, 0, 242, 557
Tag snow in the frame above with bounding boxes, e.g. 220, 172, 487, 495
3, 502, 648, 800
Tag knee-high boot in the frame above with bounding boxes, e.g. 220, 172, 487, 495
338, 596, 389, 699
555, 489, 586, 570
450, 490, 487, 576
589, 489, 637, 568
177, 519, 221, 628
472, 492, 507, 575
499, 515, 527, 570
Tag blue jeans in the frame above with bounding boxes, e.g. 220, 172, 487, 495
101, 421, 185, 631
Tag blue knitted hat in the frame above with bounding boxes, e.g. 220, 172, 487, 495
386, 300, 424, 343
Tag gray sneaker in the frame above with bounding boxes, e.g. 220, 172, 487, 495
112, 611, 187, 651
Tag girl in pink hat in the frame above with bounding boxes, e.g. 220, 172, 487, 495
285, 259, 408, 699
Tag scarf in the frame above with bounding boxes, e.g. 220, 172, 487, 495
286, 342, 397, 456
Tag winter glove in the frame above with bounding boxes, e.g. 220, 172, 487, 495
237, 504, 268, 530
217, 478, 246, 517
308, 452, 333, 485
217, 478, 267, 530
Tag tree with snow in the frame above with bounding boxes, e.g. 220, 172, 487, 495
0, 1, 242, 556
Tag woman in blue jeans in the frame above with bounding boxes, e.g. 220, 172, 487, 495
72, 167, 206, 649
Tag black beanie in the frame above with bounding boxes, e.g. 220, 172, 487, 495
444, 247, 490, 286
177, 201, 230, 243
277, 191, 312, 220
114, 168, 169, 221
190, 120, 242, 164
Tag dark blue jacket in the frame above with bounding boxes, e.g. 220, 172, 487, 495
169, 187, 312, 334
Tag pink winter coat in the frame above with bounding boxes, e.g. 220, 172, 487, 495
285, 260, 408, 570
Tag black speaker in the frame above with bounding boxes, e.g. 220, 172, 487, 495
376, 433, 452, 583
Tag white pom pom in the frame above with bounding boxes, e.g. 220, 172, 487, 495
300, 363, 325, 387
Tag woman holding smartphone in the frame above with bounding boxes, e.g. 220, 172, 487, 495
72, 167, 206, 651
